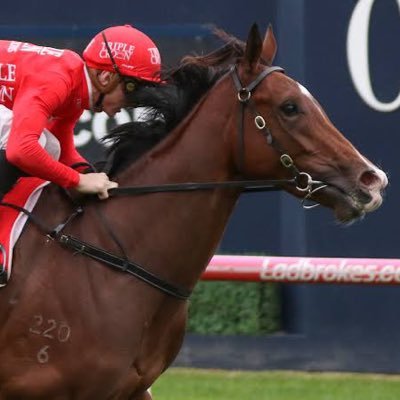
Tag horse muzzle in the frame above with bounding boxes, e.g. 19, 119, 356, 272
307, 167, 387, 224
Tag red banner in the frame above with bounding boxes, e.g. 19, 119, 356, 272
203, 255, 400, 285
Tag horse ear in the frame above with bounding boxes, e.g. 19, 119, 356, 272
261, 24, 277, 65
244, 23, 263, 68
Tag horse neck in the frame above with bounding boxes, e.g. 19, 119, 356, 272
127, 78, 237, 183
103, 80, 241, 290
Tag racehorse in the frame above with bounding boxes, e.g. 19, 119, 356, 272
0, 24, 387, 399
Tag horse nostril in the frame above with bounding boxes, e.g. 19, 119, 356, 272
359, 170, 381, 188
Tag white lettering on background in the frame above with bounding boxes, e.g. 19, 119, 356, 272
347, 0, 400, 112
0, 63, 16, 102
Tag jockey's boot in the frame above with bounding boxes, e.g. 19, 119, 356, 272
0, 150, 26, 201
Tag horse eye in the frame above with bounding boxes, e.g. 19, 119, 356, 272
280, 102, 299, 117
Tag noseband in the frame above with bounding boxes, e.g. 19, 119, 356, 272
230, 64, 327, 205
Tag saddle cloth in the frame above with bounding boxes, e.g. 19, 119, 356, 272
0, 177, 49, 286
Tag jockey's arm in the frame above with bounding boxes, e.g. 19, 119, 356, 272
46, 116, 88, 170
6, 87, 81, 188
5, 73, 117, 198
46, 116, 119, 199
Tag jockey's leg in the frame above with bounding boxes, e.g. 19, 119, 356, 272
0, 149, 25, 199
0, 128, 60, 200
0, 105, 25, 198
0, 103, 61, 200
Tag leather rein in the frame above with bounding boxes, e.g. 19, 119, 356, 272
1, 64, 328, 301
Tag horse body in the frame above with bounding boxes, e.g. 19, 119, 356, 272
0, 24, 387, 399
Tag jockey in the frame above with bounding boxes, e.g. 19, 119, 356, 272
0, 24, 162, 200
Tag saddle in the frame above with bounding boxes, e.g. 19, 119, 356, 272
0, 177, 48, 285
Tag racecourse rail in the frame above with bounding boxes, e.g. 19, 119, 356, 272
202, 255, 400, 285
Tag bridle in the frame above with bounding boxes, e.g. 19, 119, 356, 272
229, 64, 327, 205
0, 62, 330, 299
107, 63, 328, 207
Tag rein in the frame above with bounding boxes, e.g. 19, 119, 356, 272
108, 179, 293, 196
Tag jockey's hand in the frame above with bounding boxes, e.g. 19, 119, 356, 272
76, 172, 119, 200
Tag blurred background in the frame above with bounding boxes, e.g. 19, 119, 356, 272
3, 0, 400, 373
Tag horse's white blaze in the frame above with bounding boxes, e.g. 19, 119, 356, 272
297, 82, 327, 118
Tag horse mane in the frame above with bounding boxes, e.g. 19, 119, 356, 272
102, 29, 245, 177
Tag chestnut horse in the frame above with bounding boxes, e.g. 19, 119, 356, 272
0, 24, 387, 399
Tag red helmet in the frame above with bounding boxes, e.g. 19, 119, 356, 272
83, 25, 161, 82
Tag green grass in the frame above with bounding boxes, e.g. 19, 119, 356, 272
152, 368, 400, 400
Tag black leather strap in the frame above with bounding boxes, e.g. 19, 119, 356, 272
108, 179, 295, 197
0, 199, 191, 300
0, 201, 52, 234
57, 234, 191, 300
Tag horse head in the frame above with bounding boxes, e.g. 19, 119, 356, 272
230, 24, 387, 223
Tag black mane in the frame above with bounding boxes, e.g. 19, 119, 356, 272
103, 30, 245, 177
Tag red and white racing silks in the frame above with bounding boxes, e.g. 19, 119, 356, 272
0, 40, 90, 188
